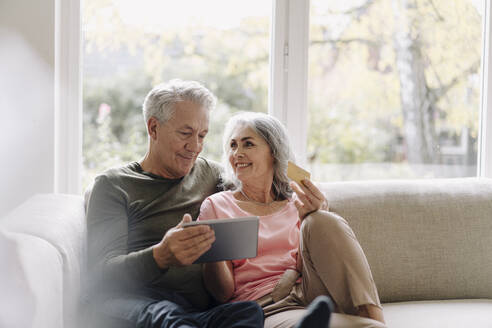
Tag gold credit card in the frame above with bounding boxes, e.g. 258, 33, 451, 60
287, 161, 311, 185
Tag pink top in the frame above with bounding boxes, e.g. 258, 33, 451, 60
198, 190, 300, 302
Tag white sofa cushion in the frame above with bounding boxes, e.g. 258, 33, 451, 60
0, 230, 63, 328
383, 299, 492, 328
0, 230, 35, 328
0, 194, 86, 328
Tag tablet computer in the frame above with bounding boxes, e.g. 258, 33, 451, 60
183, 216, 259, 264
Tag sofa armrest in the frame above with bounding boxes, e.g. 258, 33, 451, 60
0, 230, 64, 328
0, 194, 86, 328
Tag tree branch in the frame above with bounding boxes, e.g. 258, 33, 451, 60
325, 0, 375, 17
428, 59, 481, 103
427, 0, 445, 22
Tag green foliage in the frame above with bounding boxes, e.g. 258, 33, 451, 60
82, 72, 151, 188
308, 0, 481, 174
82, 0, 481, 187
81, 1, 270, 189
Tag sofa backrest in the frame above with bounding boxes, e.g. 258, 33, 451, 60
319, 178, 492, 303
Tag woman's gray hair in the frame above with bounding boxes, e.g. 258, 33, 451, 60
221, 111, 295, 200
142, 79, 217, 124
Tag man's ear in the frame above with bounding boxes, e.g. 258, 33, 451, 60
147, 117, 159, 140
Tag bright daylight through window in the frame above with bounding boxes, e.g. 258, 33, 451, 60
82, 0, 484, 189
308, 0, 483, 181
82, 0, 271, 188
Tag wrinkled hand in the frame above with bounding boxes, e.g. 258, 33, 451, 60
290, 179, 329, 221
153, 214, 215, 269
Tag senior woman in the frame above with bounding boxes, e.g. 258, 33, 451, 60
197, 112, 385, 328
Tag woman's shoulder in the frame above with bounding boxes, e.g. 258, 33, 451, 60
205, 190, 235, 204
199, 190, 242, 221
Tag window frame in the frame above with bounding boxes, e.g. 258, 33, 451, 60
269, 0, 309, 165
479, 0, 492, 177
55, 0, 82, 194
58, 0, 491, 194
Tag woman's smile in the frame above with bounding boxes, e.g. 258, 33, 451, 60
235, 162, 252, 169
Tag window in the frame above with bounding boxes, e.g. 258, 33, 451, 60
70, 0, 490, 193
308, 0, 483, 181
82, 0, 271, 188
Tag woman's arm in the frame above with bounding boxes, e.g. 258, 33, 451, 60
198, 198, 235, 303
203, 260, 235, 303
296, 246, 303, 273
291, 179, 329, 273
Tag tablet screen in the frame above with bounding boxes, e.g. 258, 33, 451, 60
183, 216, 259, 263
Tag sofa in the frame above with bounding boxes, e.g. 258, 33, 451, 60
322, 178, 492, 327
0, 194, 86, 328
0, 177, 491, 328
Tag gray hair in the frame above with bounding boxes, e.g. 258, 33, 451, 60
142, 79, 217, 124
222, 112, 295, 200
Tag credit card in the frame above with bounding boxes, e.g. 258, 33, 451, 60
287, 161, 311, 185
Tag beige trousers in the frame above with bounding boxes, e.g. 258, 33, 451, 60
260, 210, 386, 328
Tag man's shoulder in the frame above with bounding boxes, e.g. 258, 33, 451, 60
96, 162, 138, 181
89, 162, 139, 194
192, 157, 224, 181
85, 164, 139, 215
195, 157, 223, 173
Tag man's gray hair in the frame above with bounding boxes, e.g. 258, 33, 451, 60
222, 111, 295, 200
142, 79, 217, 124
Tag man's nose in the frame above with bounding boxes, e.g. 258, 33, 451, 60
186, 136, 201, 152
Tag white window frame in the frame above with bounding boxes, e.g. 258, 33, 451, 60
479, 0, 492, 177
55, 0, 82, 194
269, 0, 310, 166
59, 0, 492, 194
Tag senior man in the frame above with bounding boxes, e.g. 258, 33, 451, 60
85, 79, 263, 328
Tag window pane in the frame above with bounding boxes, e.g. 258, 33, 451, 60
82, 0, 271, 189
308, 0, 483, 181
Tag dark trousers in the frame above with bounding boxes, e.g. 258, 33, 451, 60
87, 289, 264, 328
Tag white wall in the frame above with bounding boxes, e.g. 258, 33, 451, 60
0, 0, 56, 216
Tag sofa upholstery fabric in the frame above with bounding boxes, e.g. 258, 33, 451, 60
0, 194, 86, 328
1, 178, 492, 328
320, 178, 492, 303
383, 299, 492, 328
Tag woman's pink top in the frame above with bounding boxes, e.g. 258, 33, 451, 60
198, 190, 300, 302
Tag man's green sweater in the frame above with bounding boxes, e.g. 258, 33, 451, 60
86, 158, 222, 310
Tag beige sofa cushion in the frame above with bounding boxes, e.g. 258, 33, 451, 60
320, 178, 492, 303
265, 309, 384, 328
383, 299, 492, 328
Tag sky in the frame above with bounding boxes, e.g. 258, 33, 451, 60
117, 0, 272, 31
114, 0, 484, 35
